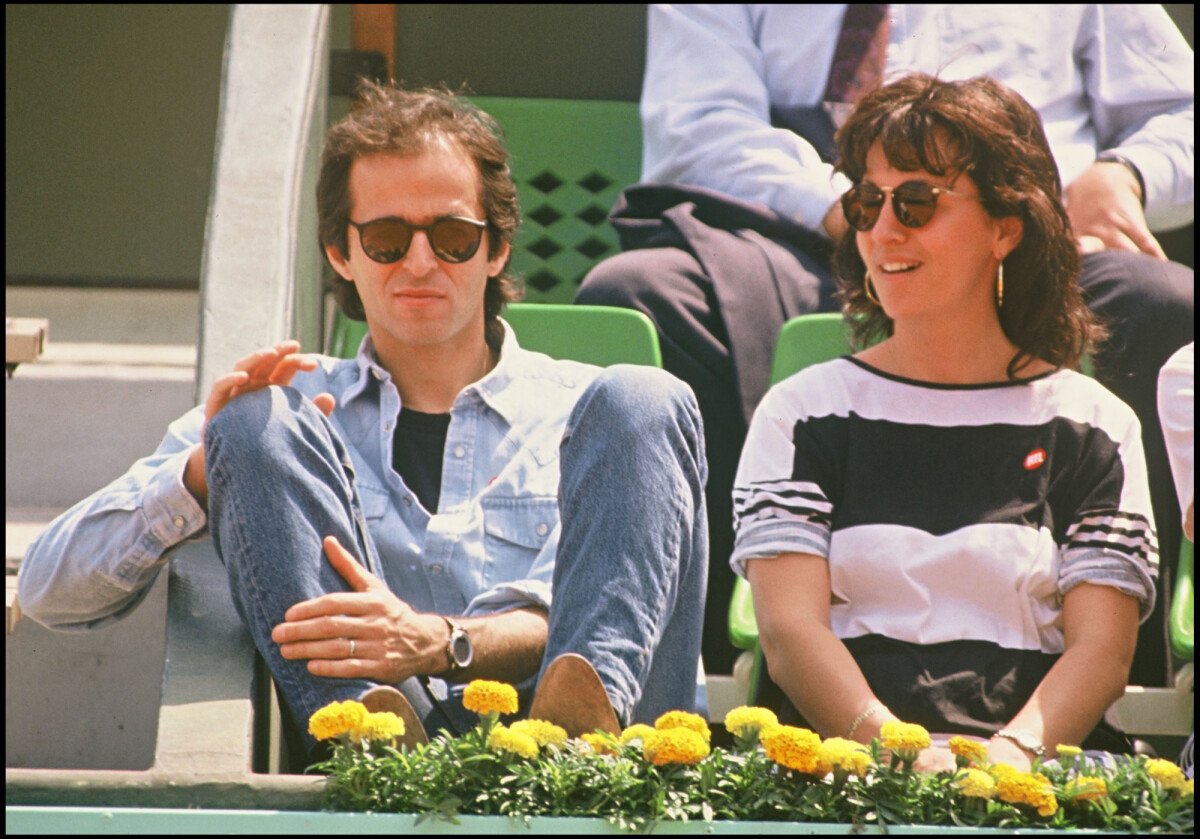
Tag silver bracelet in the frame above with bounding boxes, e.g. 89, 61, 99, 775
846, 701, 886, 741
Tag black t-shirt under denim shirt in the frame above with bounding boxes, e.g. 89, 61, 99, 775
392, 408, 452, 513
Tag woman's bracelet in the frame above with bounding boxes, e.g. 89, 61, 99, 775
846, 701, 887, 741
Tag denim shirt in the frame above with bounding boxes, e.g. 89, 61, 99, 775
18, 321, 601, 630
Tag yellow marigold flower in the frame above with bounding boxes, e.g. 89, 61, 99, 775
817, 737, 871, 778
761, 725, 822, 775
1035, 793, 1058, 817
1145, 758, 1187, 793
880, 720, 931, 762
724, 706, 779, 741
581, 732, 618, 755
948, 735, 989, 766
351, 710, 405, 742
308, 700, 368, 741
1184, 779, 1193, 797
463, 680, 519, 716
1056, 744, 1083, 759
655, 710, 712, 742
620, 724, 657, 745
1067, 776, 1108, 803
487, 724, 539, 760
995, 767, 1058, 817
643, 727, 710, 766
955, 768, 997, 800
510, 718, 567, 748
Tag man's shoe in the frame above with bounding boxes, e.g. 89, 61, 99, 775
361, 685, 429, 748
528, 653, 621, 738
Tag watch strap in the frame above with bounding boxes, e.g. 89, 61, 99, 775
443, 616, 467, 671
994, 727, 1046, 758
1095, 151, 1146, 207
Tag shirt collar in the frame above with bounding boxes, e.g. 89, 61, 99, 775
474, 318, 587, 424
339, 331, 388, 406
342, 318, 572, 421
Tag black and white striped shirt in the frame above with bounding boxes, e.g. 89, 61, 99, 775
732, 357, 1157, 740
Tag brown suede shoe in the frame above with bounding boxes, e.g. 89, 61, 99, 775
528, 653, 621, 738
361, 685, 429, 749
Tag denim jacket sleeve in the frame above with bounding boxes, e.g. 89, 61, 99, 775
17, 405, 209, 630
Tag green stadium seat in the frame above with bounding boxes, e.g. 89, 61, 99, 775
329, 302, 660, 368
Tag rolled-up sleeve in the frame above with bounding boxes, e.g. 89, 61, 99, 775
1058, 409, 1159, 622
18, 406, 208, 630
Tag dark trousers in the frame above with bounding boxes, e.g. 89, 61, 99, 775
578, 243, 1193, 684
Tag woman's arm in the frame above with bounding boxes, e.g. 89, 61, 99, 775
987, 582, 1140, 768
746, 551, 900, 743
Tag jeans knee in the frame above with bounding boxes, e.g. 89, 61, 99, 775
206, 385, 321, 463
575, 367, 705, 472
592, 365, 698, 423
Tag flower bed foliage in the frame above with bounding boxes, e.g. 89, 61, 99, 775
310, 680, 1193, 833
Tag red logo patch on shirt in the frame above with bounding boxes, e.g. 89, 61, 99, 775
1023, 448, 1047, 471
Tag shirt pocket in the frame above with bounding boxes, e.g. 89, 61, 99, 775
480, 496, 559, 590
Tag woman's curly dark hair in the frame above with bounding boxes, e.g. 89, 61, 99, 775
317, 81, 522, 349
832, 73, 1102, 376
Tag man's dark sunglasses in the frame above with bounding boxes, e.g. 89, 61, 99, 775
348, 215, 488, 264
841, 180, 971, 232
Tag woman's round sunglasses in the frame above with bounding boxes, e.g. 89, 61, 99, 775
349, 215, 488, 264
841, 180, 972, 232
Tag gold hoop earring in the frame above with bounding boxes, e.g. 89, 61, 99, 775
864, 270, 881, 306
996, 261, 1005, 309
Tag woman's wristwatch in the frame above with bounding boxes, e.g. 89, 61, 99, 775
993, 727, 1046, 759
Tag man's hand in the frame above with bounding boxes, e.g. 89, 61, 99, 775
822, 199, 850, 245
271, 536, 445, 683
182, 340, 335, 506
1065, 161, 1166, 260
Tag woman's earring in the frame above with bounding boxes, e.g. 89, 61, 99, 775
996, 261, 1005, 309
864, 270, 881, 306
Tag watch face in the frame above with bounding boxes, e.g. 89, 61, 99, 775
451, 631, 473, 668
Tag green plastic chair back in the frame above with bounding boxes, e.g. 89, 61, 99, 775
1170, 539, 1193, 662
328, 303, 660, 368
502, 303, 661, 367
729, 313, 852, 702
471, 96, 641, 304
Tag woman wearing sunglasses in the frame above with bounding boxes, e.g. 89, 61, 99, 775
733, 74, 1157, 771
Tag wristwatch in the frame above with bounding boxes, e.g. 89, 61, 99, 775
994, 728, 1046, 759
443, 617, 473, 672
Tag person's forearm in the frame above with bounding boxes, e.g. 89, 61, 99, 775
445, 607, 548, 684
18, 444, 206, 629
761, 621, 896, 742
1002, 639, 1131, 752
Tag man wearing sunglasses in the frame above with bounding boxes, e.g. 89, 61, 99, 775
18, 82, 709, 763
577, 4, 1194, 689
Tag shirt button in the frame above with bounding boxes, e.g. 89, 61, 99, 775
453, 445, 466, 458
430, 564, 443, 575
403, 496, 413, 507
384, 421, 393, 432
535, 523, 549, 537
173, 515, 186, 529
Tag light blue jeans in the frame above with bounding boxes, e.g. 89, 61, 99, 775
205, 366, 708, 759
